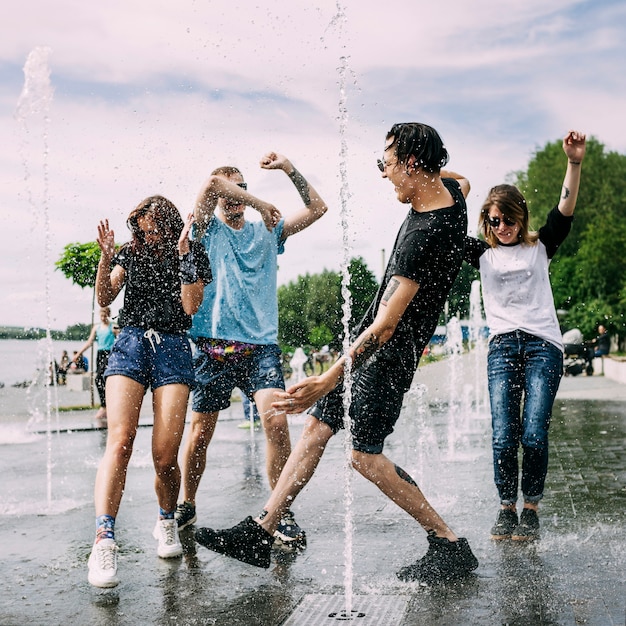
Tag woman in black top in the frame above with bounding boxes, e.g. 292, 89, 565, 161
87, 196, 211, 588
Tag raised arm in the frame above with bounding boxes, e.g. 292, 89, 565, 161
74, 325, 97, 361
95, 220, 125, 307
194, 175, 282, 235
558, 130, 586, 217
259, 152, 328, 238
440, 169, 471, 199
178, 213, 207, 315
273, 275, 419, 413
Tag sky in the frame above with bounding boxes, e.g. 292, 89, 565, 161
1, 0, 625, 331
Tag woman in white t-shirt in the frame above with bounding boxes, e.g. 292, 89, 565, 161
464, 131, 586, 541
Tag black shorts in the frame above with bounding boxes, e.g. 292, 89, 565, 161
310, 352, 416, 454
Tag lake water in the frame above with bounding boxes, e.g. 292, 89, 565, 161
0, 339, 87, 386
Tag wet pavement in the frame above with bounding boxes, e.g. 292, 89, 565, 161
0, 354, 624, 625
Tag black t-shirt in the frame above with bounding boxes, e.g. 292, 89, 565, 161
114, 240, 212, 333
356, 178, 467, 374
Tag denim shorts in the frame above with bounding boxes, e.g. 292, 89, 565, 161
191, 341, 284, 413
104, 326, 195, 390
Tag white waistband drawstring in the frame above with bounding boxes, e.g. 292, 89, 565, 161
143, 329, 162, 352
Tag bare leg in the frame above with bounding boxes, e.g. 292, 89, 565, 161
152, 384, 189, 512
179, 410, 219, 505
254, 388, 292, 490
352, 450, 458, 541
256, 415, 334, 534
94, 375, 145, 517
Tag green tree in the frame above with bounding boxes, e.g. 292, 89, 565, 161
55, 242, 101, 288
55, 241, 101, 405
277, 257, 379, 352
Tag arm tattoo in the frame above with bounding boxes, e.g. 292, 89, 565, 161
351, 332, 380, 369
381, 278, 400, 304
561, 185, 570, 200
288, 167, 311, 206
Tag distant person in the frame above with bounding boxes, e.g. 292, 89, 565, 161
74, 307, 116, 421
86, 196, 211, 589
464, 130, 586, 541
57, 350, 70, 385
193, 122, 478, 585
69, 351, 87, 374
592, 324, 610, 357
176, 153, 328, 552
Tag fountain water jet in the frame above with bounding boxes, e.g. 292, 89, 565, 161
15, 47, 58, 508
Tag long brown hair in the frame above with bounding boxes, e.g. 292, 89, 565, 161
478, 184, 539, 247
126, 195, 184, 254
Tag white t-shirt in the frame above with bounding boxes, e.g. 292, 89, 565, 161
478, 241, 563, 350
464, 206, 574, 352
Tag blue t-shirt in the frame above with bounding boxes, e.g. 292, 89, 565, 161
96, 323, 116, 351
190, 216, 285, 345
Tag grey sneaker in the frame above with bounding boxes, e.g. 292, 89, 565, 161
490, 508, 518, 540
511, 508, 540, 541
397, 532, 478, 584
273, 510, 306, 551
175, 502, 197, 530
88, 539, 119, 588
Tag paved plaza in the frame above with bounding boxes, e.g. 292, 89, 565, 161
0, 354, 624, 625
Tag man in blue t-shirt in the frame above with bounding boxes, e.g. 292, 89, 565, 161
177, 152, 328, 550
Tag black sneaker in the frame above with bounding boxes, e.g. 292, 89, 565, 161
490, 508, 518, 540
195, 516, 274, 568
175, 502, 197, 530
397, 532, 478, 584
273, 510, 307, 551
511, 508, 540, 541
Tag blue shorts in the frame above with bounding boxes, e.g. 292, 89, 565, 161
104, 326, 195, 390
191, 341, 284, 413
310, 351, 415, 455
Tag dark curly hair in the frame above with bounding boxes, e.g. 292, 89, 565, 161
126, 195, 184, 254
385, 123, 449, 173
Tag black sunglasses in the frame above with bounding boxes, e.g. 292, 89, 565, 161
487, 215, 516, 228
377, 159, 385, 172
237, 182, 247, 190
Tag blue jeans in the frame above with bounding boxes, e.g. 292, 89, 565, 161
487, 331, 563, 505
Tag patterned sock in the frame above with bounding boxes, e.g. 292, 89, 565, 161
95, 514, 115, 542
159, 507, 175, 520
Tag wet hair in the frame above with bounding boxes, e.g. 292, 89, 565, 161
126, 195, 185, 254
478, 184, 538, 247
210, 165, 242, 178
385, 123, 449, 173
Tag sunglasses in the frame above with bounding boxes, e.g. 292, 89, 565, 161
486, 215, 516, 228
377, 159, 385, 172
237, 182, 247, 190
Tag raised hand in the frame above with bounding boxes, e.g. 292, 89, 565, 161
563, 130, 586, 164
178, 213, 194, 256
260, 151, 289, 171
257, 201, 282, 232
97, 220, 115, 262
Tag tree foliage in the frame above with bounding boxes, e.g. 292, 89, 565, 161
55, 241, 101, 288
277, 257, 379, 352
513, 136, 626, 339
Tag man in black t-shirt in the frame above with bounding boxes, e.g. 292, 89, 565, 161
194, 123, 478, 584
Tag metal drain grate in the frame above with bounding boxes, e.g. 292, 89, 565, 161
281, 594, 410, 625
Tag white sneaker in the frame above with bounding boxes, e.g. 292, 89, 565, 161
88, 539, 120, 588
152, 518, 183, 558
